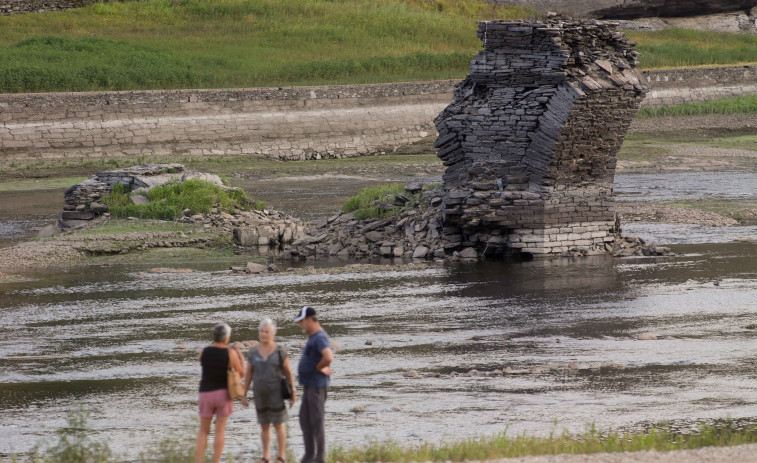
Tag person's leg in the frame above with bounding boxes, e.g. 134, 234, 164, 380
261, 423, 272, 461
299, 387, 314, 463
311, 389, 327, 463
213, 415, 229, 463
273, 423, 287, 461
196, 417, 212, 463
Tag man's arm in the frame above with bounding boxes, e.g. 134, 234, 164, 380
316, 347, 333, 376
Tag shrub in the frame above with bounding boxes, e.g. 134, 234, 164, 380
31, 406, 112, 463
342, 183, 420, 220
100, 183, 133, 208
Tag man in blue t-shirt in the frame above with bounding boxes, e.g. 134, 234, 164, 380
294, 306, 333, 463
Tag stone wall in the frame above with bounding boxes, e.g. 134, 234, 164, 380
434, 20, 647, 257
1, 65, 756, 166
1, 0, 110, 15
0, 82, 450, 166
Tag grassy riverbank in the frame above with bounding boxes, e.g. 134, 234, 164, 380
3, 1, 757, 92
0, 0, 530, 93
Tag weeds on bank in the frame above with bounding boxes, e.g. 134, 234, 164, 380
101, 179, 265, 220
342, 183, 422, 220
637, 94, 757, 118
328, 422, 757, 463
625, 27, 757, 69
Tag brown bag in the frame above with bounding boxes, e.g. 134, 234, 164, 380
227, 348, 245, 399
227, 366, 244, 399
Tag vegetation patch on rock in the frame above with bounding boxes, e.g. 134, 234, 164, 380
103, 178, 265, 220
342, 182, 430, 220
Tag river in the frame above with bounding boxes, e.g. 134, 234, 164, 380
0, 170, 756, 460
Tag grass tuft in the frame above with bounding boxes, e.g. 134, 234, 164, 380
101, 179, 264, 220
342, 183, 419, 220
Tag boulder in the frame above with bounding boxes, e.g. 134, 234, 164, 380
404, 182, 423, 194
412, 246, 429, 259
233, 227, 259, 247
89, 202, 108, 215
458, 247, 479, 259
246, 262, 268, 274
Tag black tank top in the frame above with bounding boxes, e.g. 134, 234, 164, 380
199, 346, 229, 392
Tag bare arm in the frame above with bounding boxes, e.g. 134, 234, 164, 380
228, 346, 244, 374
282, 356, 297, 407
241, 361, 253, 408
316, 347, 333, 376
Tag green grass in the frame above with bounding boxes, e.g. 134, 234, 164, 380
328, 422, 757, 463
625, 27, 757, 69
342, 183, 420, 219
101, 178, 264, 220
7, 2, 757, 93
0, 0, 532, 93
637, 95, 757, 118
0, 176, 87, 192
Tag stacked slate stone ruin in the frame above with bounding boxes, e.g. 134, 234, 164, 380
435, 20, 648, 256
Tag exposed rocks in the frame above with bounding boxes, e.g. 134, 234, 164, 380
0, 0, 102, 15
229, 262, 280, 274
62, 164, 225, 222
281, 186, 453, 261
224, 209, 305, 249
57, 164, 306, 251
434, 20, 648, 258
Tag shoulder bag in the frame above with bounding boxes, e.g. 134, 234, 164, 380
278, 348, 293, 400
227, 349, 245, 400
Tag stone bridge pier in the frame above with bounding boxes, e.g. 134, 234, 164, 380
435, 20, 648, 257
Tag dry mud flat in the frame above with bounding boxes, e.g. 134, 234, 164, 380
490, 443, 757, 463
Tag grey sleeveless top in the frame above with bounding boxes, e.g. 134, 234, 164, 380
247, 345, 288, 415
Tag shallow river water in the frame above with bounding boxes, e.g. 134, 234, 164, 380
1, 243, 756, 460
1, 169, 756, 460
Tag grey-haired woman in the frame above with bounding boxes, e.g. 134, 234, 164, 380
196, 323, 245, 463
242, 318, 296, 463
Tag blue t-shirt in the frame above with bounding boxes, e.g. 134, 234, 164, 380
297, 329, 331, 388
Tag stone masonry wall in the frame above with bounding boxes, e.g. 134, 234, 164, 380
0, 82, 450, 166
434, 20, 647, 257
0, 65, 755, 166
0, 0, 134, 15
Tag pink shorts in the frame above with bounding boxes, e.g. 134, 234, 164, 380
198, 389, 233, 418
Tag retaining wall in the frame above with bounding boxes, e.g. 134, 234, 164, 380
0, 0, 134, 15
1, 66, 756, 165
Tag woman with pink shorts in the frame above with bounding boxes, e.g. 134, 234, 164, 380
196, 323, 245, 463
